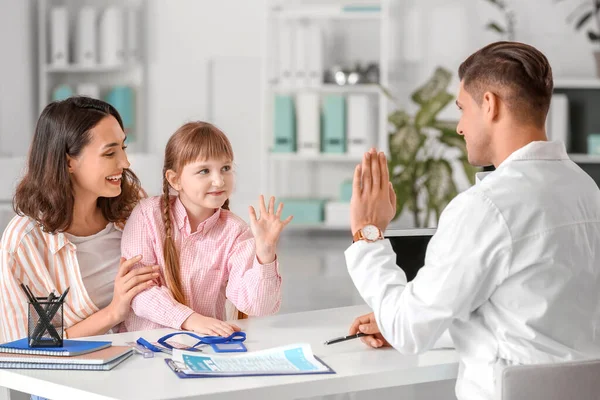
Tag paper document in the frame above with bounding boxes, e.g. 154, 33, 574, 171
169, 343, 333, 377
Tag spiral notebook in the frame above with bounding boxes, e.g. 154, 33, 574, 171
0, 345, 132, 365
0, 351, 132, 371
0, 338, 111, 356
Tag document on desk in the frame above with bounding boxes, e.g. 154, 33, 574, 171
166, 343, 335, 378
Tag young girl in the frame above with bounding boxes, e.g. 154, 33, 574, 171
121, 122, 291, 336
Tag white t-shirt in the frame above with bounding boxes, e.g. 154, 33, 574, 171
65, 223, 121, 310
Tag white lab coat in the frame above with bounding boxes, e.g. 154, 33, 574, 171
346, 141, 600, 400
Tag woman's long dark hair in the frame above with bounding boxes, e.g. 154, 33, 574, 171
13, 97, 144, 233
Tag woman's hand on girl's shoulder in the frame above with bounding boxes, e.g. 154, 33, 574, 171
108, 255, 160, 324
248, 195, 292, 264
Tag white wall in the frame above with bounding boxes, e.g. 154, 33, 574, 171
145, 0, 268, 218
1, 0, 600, 213
0, 0, 36, 157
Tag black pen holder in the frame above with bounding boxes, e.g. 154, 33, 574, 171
28, 297, 64, 348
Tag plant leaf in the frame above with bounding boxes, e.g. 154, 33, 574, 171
486, 22, 506, 34
575, 11, 593, 30
388, 125, 427, 164
424, 159, 458, 223
588, 30, 600, 41
411, 67, 453, 105
388, 109, 410, 130
415, 92, 454, 127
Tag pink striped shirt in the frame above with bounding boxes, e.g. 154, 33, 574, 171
121, 196, 282, 332
0, 216, 120, 342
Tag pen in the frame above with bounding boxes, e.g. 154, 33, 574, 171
324, 332, 367, 345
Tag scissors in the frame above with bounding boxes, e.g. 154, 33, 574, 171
156, 331, 247, 353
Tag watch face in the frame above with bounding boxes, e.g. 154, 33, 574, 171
362, 225, 380, 241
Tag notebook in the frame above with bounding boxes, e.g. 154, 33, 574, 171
0, 339, 111, 356
0, 345, 132, 365
0, 351, 132, 371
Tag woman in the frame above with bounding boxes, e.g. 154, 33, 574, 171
0, 97, 157, 343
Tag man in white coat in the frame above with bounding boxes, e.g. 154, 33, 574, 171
345, 41, 600, 400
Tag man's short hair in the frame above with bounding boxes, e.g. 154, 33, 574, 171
458, 41, 553, 127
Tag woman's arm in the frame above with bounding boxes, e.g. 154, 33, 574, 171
65, 256, 159, 338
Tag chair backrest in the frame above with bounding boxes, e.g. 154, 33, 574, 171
498, 359, 600, 400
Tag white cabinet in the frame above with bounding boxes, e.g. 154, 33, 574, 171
262, 0, 401, 230
37, 0, 149, 154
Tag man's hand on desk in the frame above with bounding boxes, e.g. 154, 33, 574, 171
349, 312, 391, 348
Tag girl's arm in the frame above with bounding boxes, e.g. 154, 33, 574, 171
226, 195, 291, 316
122, 202, 196, 329
225, 229, 282, 316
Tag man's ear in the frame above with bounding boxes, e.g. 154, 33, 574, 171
165, 169, 181, 191
482, 91, 500, 122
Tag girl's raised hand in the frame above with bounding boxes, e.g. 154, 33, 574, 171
248, 195, 292, 264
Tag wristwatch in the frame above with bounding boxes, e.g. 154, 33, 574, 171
352, 224, 383, 243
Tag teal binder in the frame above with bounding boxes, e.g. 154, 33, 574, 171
52, 85, 73, 101
322, 95, 346, 153
273, 95, 296, 152
105, 86, 135, 134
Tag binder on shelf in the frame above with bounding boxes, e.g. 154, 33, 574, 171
322, 95, 346, 154
306, 22, 323, 87
125, 6, 140, 62
293, 23, 309, 88
105, 86, 135, 133
296, 93, 320, 155
76, 83, 100, 99
346, 94, 376, 155
52, 85, 73, 101
49, 7, 69, 66
278, 22, 295, 87
75, 6, 97, 66
272, 95, 296, 153
99, 6, 125, 66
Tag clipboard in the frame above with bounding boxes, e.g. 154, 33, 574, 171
164, 357, 336, 378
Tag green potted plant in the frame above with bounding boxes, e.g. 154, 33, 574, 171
386, 67, 479, 228
483, 0, 516, 41
555, 0, 600, 77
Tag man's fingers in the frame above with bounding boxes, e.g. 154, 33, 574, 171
349, 313, 374, 335
371, 149, 381, 192
359, 322, 380, 335
362, 152, 372, 194
352, 164, 362, 197
379, 152, 389, 188
389, 182, 397, 213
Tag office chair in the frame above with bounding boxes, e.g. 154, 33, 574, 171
498, 358, 600, 400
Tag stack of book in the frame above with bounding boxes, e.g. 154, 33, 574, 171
0, 339, 132, 371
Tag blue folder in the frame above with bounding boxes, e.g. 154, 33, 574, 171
0, 338, 111, 357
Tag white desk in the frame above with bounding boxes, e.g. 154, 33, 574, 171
0, 305, 459, 400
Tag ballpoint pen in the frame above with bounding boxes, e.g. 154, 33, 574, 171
323, 332, 367, 345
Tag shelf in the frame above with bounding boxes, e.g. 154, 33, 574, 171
284, 222, 350, 231
272, 6, 381, 20
269, 152, 363, 162
271, 83, 381, 94
569, 153, 600, 163
554, 79, 600, 89
44, 64, 141, 73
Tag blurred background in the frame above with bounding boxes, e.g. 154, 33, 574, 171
2, 0, 600, 326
